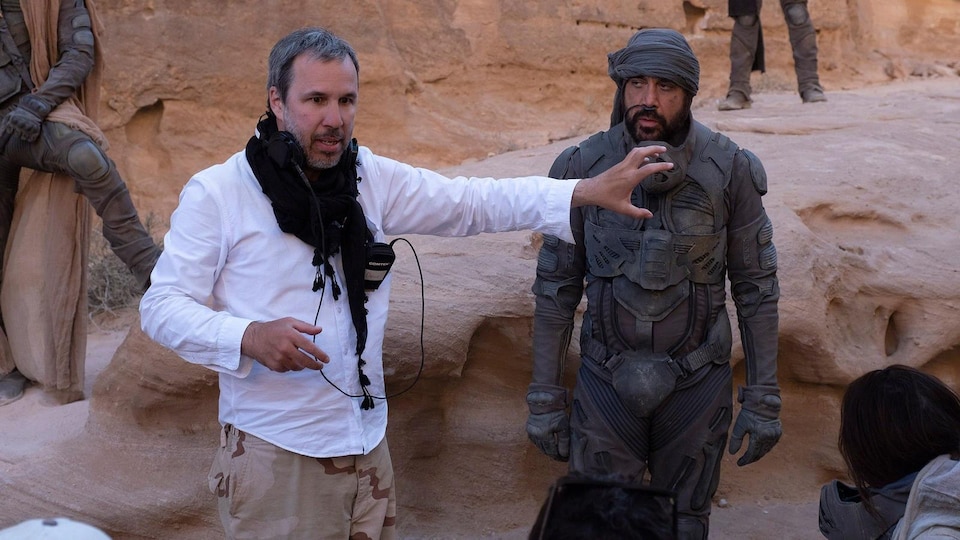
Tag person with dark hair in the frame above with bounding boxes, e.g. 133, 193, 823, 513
139, 26, 673, 539
718, 0, 827, 110
819, 364, 960, 539
0, 0, 161, 407
529, 473, 678, 540
526, 28, 781, 539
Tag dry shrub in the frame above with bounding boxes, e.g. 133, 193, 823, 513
87, 213, 165, 315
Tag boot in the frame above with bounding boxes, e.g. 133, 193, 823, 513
801, 87, 827, 103
0, 369, 27, 406
723, 16, 761, 112
784, 3, 825, 104
718, 91, 751, 111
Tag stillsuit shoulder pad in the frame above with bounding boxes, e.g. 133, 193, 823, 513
739, 148, 768, 195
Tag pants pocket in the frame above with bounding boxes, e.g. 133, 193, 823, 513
208, 426, 230, 497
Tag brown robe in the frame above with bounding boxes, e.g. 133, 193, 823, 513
0, 0, 106, 402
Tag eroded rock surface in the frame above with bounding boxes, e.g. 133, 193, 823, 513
1, 1, 959, 538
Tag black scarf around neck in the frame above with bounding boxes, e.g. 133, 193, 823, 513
245, 113, 371, 357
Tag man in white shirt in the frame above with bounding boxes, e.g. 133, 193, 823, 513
139, 26, 671, 540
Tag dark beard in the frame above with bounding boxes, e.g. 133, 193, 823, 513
626, 105, 691, 146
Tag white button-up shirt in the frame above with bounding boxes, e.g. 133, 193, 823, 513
140, 145, 578, 458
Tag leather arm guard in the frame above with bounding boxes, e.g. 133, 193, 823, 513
526, 383, 570, 462
531, 230, 584, 385
728, 150, 780, 390
31, 1, 96, 114
728, 384, 782, 466
526, 149, 584, 463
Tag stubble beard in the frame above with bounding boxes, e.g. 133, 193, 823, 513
282, 109, 344, 171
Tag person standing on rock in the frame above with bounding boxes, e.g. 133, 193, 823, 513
0, 0, 161, 406
525, 28, 782, 538
139, 26, 674, 539
718, 0, 827, 110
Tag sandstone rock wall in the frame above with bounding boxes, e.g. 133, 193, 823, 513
94, 0, 958, 221
2, 2, 957, 538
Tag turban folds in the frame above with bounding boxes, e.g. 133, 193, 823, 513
607, 28, 700, 126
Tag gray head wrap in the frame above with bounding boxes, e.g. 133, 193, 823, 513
607, 28, 700, 127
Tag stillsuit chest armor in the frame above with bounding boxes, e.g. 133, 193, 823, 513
576, 121, 737, 353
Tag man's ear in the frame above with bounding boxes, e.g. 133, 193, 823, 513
268, 87, 284, 123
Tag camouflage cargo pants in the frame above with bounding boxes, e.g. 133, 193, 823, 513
209, 424, 397, 540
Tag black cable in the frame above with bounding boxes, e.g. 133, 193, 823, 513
311, 237, 426, 404
295, 162, 425, 406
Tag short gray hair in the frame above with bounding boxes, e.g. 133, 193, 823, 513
266, 27, 360, 106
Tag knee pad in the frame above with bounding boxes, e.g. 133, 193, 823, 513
735, 14, 758, 27
66, 139, 111, 181
784, 3, 810, 26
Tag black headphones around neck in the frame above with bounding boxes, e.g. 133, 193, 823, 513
265, 127, 360, 177
266, 129, 307, 171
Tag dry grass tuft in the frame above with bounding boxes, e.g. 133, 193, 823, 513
87, 214, 165, 316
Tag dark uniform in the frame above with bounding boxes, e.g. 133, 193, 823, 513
526, 29, 782, 539
0, 0, 160, 289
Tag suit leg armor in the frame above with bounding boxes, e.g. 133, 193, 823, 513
728, 14, 761, 100
649, 362, 732, 539
52, 123, 160, 289
568, 359, 650, 479
0, 0, 158, 290
570, 355, 733, 540
4, 121, 161, 290
779, 0, 823, 95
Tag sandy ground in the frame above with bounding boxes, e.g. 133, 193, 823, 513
0, 311, 132, 462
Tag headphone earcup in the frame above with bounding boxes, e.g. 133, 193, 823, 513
266, 130, 306, 170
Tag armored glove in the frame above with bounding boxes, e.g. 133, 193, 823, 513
1, 94, 52, 142
728, 384, 781, 466
526, 383, 570, 462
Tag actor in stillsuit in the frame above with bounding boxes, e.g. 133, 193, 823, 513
0, 0, 160, 406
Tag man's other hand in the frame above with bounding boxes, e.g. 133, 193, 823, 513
241, 318, 330, 372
